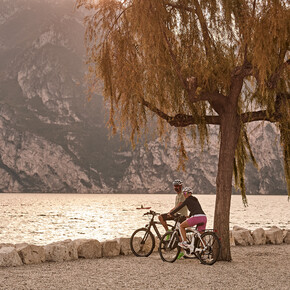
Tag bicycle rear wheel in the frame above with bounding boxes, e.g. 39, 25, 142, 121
130, 228, 155, 257
158, 230, 180, 263
196, 232, 221, 265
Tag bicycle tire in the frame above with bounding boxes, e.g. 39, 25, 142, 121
130, 228, 155, 257
196, 232, 221, 265
158, 230, 181, 263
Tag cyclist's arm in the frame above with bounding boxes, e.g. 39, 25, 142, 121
168, 201, 183, 213
169, 200, 187, 216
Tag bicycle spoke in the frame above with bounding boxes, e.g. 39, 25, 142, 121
130, 228, 155, 257
196, 232, 221, 265
158, 231, 180, 263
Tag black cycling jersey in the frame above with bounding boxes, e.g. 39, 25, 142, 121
170, 195, 205, 217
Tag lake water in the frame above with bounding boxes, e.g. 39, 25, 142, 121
0, 194, 289, 245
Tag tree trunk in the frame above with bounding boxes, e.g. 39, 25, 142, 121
214, 111, 240, 261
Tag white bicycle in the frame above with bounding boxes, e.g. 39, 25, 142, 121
158, 214, 221, 265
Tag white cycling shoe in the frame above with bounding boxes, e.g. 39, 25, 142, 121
178, 241, 189, 248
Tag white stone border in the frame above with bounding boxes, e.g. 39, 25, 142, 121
0, 227, 289, 267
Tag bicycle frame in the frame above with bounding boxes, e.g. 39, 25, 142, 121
142, 210, 175, 240
167, 221, 207, 255
185, 228, 206, 255
145, 214, 169, 240
165, 219, 181, 249
131, 210, 176, 258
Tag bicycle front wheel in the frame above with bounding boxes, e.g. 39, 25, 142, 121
158, 230, 180, 263
130, 228, 155, 257
196, 232, 221, 265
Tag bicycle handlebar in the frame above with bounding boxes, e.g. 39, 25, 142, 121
143, 210, 160, 216
170, 213, 186, 222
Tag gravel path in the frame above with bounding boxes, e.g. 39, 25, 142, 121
0, 244, 289, 290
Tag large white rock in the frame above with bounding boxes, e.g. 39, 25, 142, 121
130, 236, 142, 253
233, 226, 248, 231
73, 239, 102, 259
15, 243, 29, 249
251, 228, 266, 245
0, 247, 23, 267
265, 227, 283, 244
16, 244, 45, 265
44, 239, 78, 262
232, 226, 254, 246
283, 230, 290, 244
116, 238, 131, 255
102, 240, 120, 257
0, 243, 15, 249
130, 235, 154, 254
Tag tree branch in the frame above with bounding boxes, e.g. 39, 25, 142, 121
142, 97, 285, 126
242, 93, 289, 123
140, 98, 173, 123
141, 98, 220, 126
164, 0, 215, 57
161, 29, 190, 93
193, 0, 216, 57
241, 110, 277, 123
169, 114, 221, 126
267, 59, 290, 89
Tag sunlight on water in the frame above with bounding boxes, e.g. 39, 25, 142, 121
0, 194, 289, 245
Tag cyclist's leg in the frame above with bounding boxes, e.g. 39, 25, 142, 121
196, 216, 207, 232
187, 215, 207, 231
179, 220, 190, 242
187, 216, 207, 249
158, 213, 171, 231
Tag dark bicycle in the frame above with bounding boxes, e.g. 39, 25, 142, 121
130, 210, 174, 257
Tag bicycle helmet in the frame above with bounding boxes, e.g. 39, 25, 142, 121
183, 187, 193, 194
173, 179, 183, 186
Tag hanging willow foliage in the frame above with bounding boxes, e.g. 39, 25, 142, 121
234, 123, 259, 206
77, 0, 290, 201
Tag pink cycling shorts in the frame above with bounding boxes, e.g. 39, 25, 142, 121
187, 215, 207, 231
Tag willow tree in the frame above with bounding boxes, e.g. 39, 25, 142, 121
77, 0, 290, 261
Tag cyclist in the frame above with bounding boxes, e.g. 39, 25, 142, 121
158, 179, 188, 232
169, 187, 207, 249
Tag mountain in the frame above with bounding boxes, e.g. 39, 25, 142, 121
117, 123, 286, 195
0, 0, 132, 192
0, 0, 287, 194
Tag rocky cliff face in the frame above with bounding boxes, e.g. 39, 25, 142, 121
0, 104, 104, 192
0, 0, 131, 192
0, 0, 287, 194
118, 123, 286, 195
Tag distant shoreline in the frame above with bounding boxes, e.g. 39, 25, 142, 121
1, 192, 289, 196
